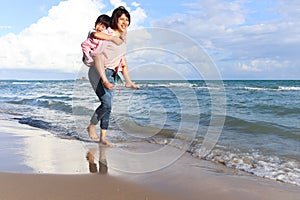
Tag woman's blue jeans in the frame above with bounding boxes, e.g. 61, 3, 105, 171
88, 66, 115, 130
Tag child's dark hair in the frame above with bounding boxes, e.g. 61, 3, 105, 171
110, 6, 131, 30
95, 14, 111, 28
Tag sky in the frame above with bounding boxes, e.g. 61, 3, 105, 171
0, 0, 299, 80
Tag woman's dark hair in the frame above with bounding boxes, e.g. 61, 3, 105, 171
110, 6, 131, 30
95, 14, 111, 28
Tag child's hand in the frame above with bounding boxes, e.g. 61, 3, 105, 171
111, 36, 124, 45
119, 31, 127, 41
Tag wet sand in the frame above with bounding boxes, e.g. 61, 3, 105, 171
0, 119, 299, 200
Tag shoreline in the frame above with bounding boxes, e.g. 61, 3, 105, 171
0, 119, 300, 199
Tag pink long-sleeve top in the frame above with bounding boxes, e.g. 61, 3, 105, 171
81, 28, 126, 71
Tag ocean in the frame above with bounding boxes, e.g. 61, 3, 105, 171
0, 79, 299, 186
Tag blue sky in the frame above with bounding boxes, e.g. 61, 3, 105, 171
0, 0, 299, 80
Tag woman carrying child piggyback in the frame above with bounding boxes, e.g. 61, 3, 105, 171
85, 6, 139, 146
81, 14, 122, 90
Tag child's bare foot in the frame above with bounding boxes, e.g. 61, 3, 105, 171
103, 81, 115, 90
100, 139, 115, 147
125, 82, 140, 89
87, 124, 99, 141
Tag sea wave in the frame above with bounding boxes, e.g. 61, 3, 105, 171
254, 104, 300, 116
39, 95, 73, 101
140, 82, 195, 88
198, 148, 300, 186
243, 86, 300, 91
147, 131, 300, 186
138, 83, 225, 91
224, 115, 299, 139
16, 117, 77, 138
278, 86, 300, 91
8, 99, 72, 113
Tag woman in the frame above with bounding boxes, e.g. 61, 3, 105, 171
87, 6, 138, 146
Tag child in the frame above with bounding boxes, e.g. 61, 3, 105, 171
81, 14, 123, 89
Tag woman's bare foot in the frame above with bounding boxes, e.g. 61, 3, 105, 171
100, 139, 115, 147
125, 82, 140, 89
86, 149, 96, 163
87, 124, 99, 141
103, 81, 115, 90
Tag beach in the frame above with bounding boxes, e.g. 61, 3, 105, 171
1, 80, 300, 186
0, 119, 300, 200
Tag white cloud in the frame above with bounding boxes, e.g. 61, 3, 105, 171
237, 58, 290, 72
275, 0, 300, 19
125, 27, 219, 80
233, 57, 295, 79
109, 0, 127, 7
151, 0, 300, 79
0, 0, 102, 72
130, 7, 147, 29
238, 62, 262, 72
132, 2, 140, 7
0, 25, 12, 30
0, 0, 146, 74
129, 63, 186, 80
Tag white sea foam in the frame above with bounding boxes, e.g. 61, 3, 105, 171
244, 86, 300, 91
278, 86, 300, 91
244, 87, 270, 91
199, 148, 300, 186
141, 82, 194, 88
12, 82, 32, 85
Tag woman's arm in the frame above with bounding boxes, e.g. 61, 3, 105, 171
120, 57, 140, 89
121, 56, 127, 68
